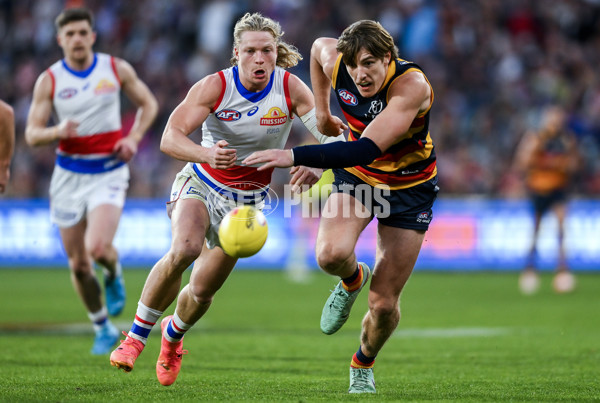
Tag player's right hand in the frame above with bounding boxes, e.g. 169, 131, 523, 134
317, 114, 348, 137
55, 119, 79, 139
207, 139, 237, 169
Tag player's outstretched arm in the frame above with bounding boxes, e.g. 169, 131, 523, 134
244, 72, 429, 171
243, 149, 294, 170
243, 135, 382, 170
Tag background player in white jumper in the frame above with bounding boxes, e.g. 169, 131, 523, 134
110, 12, 342, 386
25, 8, 158, 355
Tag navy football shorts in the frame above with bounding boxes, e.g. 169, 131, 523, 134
530, 188, 568, 215
331, 168, 439, 231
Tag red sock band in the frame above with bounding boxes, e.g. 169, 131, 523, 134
343, 265, 363, 292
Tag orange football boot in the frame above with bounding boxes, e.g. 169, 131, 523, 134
156, 315, 188, 386
110, 332, 144, 372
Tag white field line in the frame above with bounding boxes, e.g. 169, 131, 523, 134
0, 321, 155, 335
1, 323, 510, 338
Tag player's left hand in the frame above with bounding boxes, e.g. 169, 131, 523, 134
243, 149, 294, 171
289, 166, 322, 193
113, 136, 138, 162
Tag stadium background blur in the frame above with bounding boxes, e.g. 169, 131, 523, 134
3, 0, 600, 198
1, 0, 600, 270
1, 4, 598, 400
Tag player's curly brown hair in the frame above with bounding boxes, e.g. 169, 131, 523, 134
230, 12, 302, 69
336, 20, 399, 68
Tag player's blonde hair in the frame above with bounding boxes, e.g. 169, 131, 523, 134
230, 12, 302, 68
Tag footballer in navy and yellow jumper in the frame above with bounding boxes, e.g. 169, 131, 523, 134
331, 54, 438, 230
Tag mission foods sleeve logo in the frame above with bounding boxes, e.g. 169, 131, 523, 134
260, 107, 287, 126
94, 78, 117, 95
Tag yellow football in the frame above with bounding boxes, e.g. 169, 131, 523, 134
218, 205, 268, 258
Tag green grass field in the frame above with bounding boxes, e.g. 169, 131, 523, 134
0, 268, 599, 402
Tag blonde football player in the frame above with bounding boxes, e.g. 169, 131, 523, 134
110, 12, 342, 386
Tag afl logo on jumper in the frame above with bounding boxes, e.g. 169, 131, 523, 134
216, 109, 242, 121
338, 89, 358, 106
260, 107, 287, 126
58, 88, 78, 99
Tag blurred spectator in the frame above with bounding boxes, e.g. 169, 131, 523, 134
1, 0, 599, 199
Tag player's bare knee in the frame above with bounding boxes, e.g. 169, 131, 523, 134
316, 243, 353, 273
87, 242, 110, 263
69, 259, 94, 279
166, 243, 202, 269
188, 284, 214, 306
369, 299, 400, 323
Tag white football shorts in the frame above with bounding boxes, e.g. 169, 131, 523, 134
167, 163, 266, 250
49, 164, 130, 228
